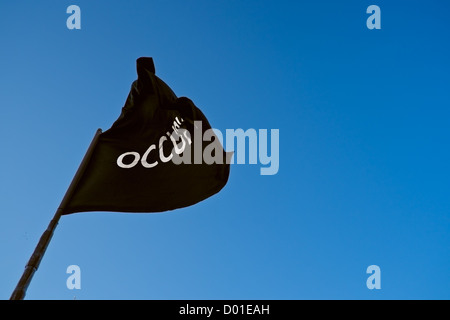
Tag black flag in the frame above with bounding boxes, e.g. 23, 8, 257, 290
62, 57, 230, 215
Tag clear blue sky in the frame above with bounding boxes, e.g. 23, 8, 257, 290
1, 0, 449, 299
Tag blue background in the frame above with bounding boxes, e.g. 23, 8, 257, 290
0, 0, 449, 299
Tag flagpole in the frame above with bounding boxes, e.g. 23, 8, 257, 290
10, 128, 103, 300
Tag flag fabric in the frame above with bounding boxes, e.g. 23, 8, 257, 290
61, 57, 230, 215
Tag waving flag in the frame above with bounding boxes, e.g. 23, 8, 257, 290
11, 57, 231, 300
62, 57, 231, 214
